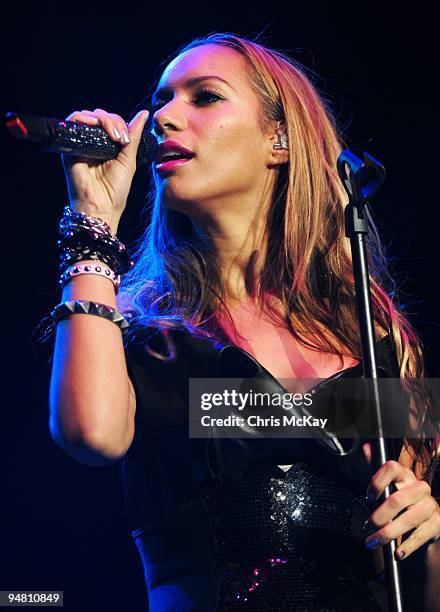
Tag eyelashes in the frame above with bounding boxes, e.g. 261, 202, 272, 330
193, 89, 224, 105
151, 89, 224, 113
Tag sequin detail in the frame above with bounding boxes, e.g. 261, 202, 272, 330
269, 463, 355, 542
203, 461, 383, 611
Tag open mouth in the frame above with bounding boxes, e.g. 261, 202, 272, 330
155, 154, 194, 172
154, 140, 195, 173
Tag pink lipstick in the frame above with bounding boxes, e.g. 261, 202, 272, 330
154, 139, 194, 173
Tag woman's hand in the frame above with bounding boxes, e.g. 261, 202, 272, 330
362, 442, 440, 561
62, 107, 149, 233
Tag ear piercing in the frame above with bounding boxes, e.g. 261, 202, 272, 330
273, 132, 288, 150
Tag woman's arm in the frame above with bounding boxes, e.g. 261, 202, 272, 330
49, 269, 136, 466
48, 107, 147, 466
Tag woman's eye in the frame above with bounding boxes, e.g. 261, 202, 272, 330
151, 89, 223, 113
193, 90, 224, 106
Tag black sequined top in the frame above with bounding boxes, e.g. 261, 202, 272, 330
122, 329, 403, 611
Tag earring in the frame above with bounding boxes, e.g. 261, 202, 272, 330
273, 131, 288, 150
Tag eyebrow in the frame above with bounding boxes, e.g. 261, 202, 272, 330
151, 75, 234, 104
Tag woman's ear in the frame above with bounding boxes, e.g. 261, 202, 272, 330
268, 121, 289, 167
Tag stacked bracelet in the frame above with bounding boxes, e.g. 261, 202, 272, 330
54, 208, 131, 332
60, 262, 121, 292
58, 206, 133, 276
51, 300, 129, 331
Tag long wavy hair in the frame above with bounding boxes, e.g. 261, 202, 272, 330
117, 32, 439, 484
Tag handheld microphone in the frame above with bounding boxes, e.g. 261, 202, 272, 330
5, 112, 159, 168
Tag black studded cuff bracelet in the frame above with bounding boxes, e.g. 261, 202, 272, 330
50, 300, 129, 331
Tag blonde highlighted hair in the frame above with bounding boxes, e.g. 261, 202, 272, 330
118, 32, 439, 484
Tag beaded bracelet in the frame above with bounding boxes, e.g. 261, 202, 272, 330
58, 206, 133, 276
51, 300, 129, 331
59, 242, 125, 274
58, 233, 132, 275
59, 206, 117, 238
59, 223, 127, 253
60, 262, 121, 292
59, 206, 123, 252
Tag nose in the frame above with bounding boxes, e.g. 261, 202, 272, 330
152, 98, 187, 137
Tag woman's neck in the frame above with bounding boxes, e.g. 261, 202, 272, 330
190, 203, 271, 303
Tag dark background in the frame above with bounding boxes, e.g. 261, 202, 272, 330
2, 5, 439, 611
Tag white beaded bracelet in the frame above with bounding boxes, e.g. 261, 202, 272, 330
60, 262, 121, 293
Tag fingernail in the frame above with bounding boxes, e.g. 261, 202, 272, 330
122, 130, 130, 143
113, 127, 121, 140
365, 537, 380, 550
144, 110, 149, 121
397, 549, 406, 560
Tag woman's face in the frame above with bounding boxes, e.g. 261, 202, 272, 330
151, 44, 276, 217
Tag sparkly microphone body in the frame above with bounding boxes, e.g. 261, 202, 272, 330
5, 112, 158, 168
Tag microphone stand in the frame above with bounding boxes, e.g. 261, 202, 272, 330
337, 150, 405, 612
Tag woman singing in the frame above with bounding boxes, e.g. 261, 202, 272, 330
49, 33, 440, 610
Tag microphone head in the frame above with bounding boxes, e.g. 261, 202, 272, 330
137, 113, 159, 168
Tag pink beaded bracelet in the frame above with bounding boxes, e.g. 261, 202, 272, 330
60, 262, 121, 293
